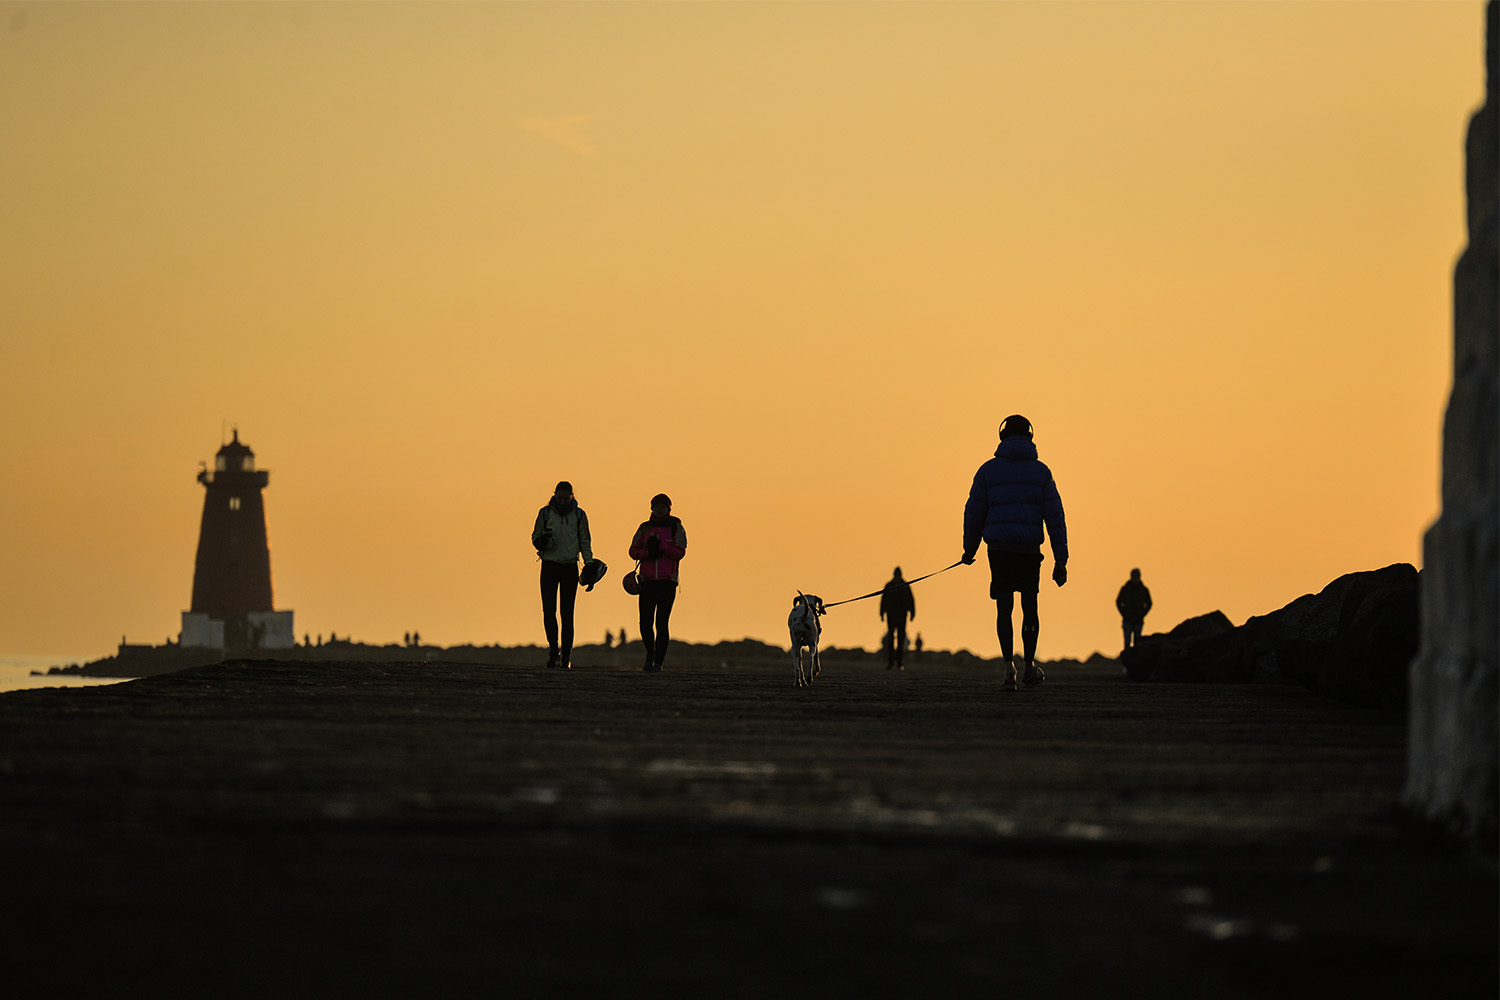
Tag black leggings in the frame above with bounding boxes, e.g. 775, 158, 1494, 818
638, 580, 678, 666
884, 618, 908, 663
996, 590, 1039, 663
540, 560, 579, 655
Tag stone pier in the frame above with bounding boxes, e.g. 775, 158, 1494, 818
1404, 0, 1499, 846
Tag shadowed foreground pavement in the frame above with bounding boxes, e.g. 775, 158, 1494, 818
0, 657, 1493, 997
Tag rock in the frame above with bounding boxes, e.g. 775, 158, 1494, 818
1120, 611, 1234, 682
1323, 566, 1421, 711
1252, 565, 1419, 708
1404, 1, 1499, 845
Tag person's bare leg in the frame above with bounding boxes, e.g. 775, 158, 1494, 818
996, 593, 1019, 688
1020, 590, 1043, 687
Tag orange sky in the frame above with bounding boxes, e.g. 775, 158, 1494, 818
0, 1, 1487, 662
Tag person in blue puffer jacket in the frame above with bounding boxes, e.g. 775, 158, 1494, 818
961, 415, 1068, 690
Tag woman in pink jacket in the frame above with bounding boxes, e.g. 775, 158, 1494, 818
628, 493, 687, 672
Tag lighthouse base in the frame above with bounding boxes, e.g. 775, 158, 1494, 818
181, 610, 295, 651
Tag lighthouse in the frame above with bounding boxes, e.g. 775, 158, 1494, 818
179, 430, 294, 650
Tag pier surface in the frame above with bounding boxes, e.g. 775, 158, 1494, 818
0, 657, 1493, 996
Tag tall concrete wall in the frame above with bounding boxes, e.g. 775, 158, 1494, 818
1404, 1, 1498, 845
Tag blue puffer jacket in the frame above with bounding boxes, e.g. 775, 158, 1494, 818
963, 437, 1068, 563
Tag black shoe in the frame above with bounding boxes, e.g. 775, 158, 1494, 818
1001, 658, 1019, 691
644, 662, 662, 672
545, 652, 559, 669
1021, 661, 1045, 688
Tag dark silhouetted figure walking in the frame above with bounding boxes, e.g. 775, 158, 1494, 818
532, 480, 594, 670
1116, 568, 1152, 654
913, 633, 924, 662
879, 567, 915, 670
628, 494, 687, 672
962, 414, 1069, 690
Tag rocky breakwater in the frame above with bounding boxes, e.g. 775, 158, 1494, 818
1121, 564, 1419, 710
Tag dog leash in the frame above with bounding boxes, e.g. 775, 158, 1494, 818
821, 560, 963, 610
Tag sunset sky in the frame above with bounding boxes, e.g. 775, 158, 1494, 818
0, 1, 1487, 663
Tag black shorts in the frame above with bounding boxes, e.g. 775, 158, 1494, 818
988, 548, 1043, 597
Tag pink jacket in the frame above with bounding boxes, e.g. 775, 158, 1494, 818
629, 517, 687, 583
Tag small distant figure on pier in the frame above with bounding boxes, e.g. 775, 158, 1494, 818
603, 631, 614, 649
1116, 568, 1153, 654
879, 567, 915, 670
913, 633, 924, 662
413, 630, 421, 647
619, 628, 628, 647
403, 632, 411, 646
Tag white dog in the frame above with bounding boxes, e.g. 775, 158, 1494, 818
788, 592, 826, 687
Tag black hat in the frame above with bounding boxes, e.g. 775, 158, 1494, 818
998, 415, 1033, 440
579, 559, 608, 591
651, 493, 672, 508
555, 481, 573, 494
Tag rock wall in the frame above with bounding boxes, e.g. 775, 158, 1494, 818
1121, 565, 1419, 710
1403, 1, 1499, 845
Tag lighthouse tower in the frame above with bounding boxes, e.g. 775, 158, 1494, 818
179, 431, 294, 650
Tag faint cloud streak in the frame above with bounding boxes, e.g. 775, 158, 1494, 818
517, 116, 598, 157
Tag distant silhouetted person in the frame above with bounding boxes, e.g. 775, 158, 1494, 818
532, 480, 594, 670
914, 633, 924, 661
629, 494, 687, 671
1116, 568, 1152, 653
879, 567, 915, 670
413, 630, 421, 647
403, 632, 411, 646
962, 414, 1068, 690
619, 628, 628, 647
603, 631, 614, 649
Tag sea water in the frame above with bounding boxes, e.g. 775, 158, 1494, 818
0, 655, 133, 693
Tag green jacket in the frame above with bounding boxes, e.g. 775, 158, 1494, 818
532, 502, 593, 565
